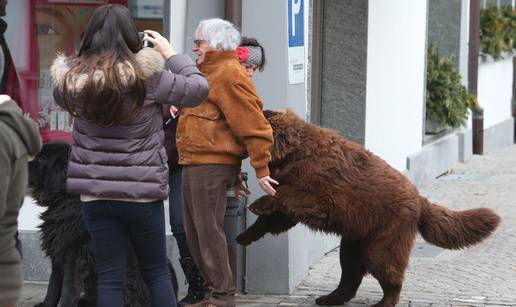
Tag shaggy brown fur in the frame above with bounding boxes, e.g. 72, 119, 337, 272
236, 109, 501, 307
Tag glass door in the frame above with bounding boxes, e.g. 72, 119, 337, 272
1, 0, 165, 143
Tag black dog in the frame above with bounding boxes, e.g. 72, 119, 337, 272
29, 142, 178, 307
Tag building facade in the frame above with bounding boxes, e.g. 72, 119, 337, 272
3, 0, 514, 295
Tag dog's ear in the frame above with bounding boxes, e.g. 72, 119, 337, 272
272, 132, 288, 161
268, 110, 304, 161
271, 129, 302, 161
44, 154, 68, 194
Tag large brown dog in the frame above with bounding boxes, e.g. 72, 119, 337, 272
236, 109, 500, 307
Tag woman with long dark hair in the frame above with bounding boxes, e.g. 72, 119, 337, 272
50, 4, 209, 307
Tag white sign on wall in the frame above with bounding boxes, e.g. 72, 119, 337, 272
288, 0, 305, 84
132, 0, 163, 19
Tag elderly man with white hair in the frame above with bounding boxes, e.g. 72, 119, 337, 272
175, 18, 277, 307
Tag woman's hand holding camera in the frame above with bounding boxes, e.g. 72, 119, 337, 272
144, 30, 177, 60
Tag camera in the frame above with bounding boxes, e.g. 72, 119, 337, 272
138, 32, 154, 48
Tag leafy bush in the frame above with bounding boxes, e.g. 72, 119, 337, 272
426, 45, 469, 128
500, 5, 516, 51
480, 5, 516, 60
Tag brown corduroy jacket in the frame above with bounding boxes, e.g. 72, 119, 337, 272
176, 50, 273, 178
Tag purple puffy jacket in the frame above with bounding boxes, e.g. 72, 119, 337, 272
51, 49, 208, 200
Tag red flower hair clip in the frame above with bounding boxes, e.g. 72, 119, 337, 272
236, 46, 250, 62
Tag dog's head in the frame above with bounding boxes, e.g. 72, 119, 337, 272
29, 142, 71, 201
264, 109, 304, 162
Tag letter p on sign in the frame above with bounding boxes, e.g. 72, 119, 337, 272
288, 0, 303, 47
291, 0, 301, 36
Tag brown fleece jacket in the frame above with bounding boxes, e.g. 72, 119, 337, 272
176, 50, 273, 177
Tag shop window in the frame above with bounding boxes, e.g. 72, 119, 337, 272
0, 0, 165, 143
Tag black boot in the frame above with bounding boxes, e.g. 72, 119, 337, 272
178, 257, 207, 306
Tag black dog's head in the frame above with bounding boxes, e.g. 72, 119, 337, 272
29, 142, 71, 201
264, 109, 303, 162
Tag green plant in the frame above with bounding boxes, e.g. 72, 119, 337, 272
426, 45, 469, 128
500, 5, 516, 51
480, 5, 516, 60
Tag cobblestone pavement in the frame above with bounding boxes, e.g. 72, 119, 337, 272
20, 146, 516, 306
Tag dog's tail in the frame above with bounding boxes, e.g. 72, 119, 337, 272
417, 197, 500, 249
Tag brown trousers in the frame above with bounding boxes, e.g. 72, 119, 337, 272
181, 164, 239, 307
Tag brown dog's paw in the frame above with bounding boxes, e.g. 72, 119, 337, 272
236, 231, 254, 246
315, 294, 346, 306
249, 198, 276, 216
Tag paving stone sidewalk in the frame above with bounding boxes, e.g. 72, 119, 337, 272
20, 146, 516, 306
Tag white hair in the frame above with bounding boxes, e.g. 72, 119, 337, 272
195, 18, 241, 51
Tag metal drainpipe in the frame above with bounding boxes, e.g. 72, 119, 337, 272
469, 0, 483, 154
224, 0, 243, 292
512, 57, 516, 143
225, 0, 242, 30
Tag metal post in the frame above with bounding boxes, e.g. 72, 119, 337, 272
225, 0, 242, 30
513, 57, 516, 143
469, 0, 483, 154
310, 0, 324, 125
224, 0, 243, 289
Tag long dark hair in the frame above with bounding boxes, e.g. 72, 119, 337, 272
62, 4, 146, 126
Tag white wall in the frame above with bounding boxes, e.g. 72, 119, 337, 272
459, 0, 470, 86
19, 198, 44, 231
478, 57, 513, 128
183, 0, 225, 60
365, 0, 428, 171
170, 0, 188, 54
4, 0, 29, 72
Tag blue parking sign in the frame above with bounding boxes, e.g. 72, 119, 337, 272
288, 0, 304, 47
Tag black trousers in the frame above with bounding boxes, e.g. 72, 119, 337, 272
82, 200, 176, 307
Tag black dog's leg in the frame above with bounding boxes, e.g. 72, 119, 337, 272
79, 257, 97, 306
78, 272, 97, 307
60, 248, 79, 306
236, 211, 298, 246
34, 262, 63, 307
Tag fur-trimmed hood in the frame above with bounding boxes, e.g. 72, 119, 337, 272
50, 48, 165, 93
